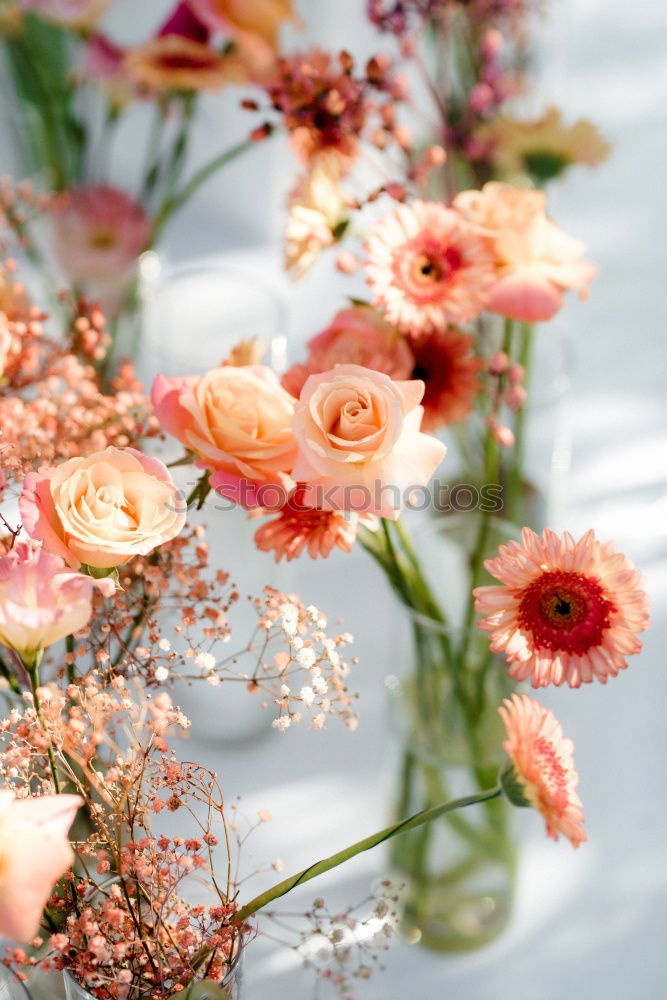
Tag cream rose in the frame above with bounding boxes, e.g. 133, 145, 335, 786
151, 365, 298, 485
19, 447, 186, 570
291, 364, 446, 518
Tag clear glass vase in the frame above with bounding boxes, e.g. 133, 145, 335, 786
388, 620, 516, 952
0, 966, 32, 999
62, 942, 244, 1000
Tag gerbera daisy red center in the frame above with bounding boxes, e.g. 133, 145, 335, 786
517, 569, 615, 655
396, 238, 464, 304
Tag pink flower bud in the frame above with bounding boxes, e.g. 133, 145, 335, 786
469, 82, 495, 114
335, 251, 361, 274
424, 144, 446, 167
492, 423, 515, 448
505, 384, 527, 411
489, 350, 508, 375
480, 29, 503, 61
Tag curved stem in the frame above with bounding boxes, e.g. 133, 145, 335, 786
152, 137, 254, 242
233, 785, 502, 924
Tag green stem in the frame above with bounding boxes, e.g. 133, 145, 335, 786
26, 654, 62, 794
233, 785, 502, 924
152, 138, 254, 241
66, 634, 75, 684
508, 323, 534, 525
140, 104, 168, 202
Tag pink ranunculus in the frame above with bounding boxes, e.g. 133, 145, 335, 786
19, 447, 186, 571
282, 305, 415, 399
0, 790, 82, 942
0, 543, 114, 665
50, 185, 150, 304
291, 364, 446, 519
19, 0, 110, 28
151, 365, 298, 488
454, 182, 596, 323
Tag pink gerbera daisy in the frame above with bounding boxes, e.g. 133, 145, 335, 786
474, 527, 649, 687
252, 486, 377, 562
499, 693, 586, 848
365, 200, 496, 336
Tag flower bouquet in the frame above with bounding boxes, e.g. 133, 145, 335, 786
0, 0, 654, 995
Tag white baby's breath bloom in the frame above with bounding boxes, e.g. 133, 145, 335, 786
312, 676, 328, 695
157, 638, 171, 652
195, 651, 216, 672
154, 666, 169, 682
300, 685, 315, 707
272, 716, 291, 731
296, 647, 316, 669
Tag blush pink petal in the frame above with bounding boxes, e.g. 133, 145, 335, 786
150, 373, 199, 443
19, 469, 77, 568
0, 791, 81, 943
485, 270, 564, 323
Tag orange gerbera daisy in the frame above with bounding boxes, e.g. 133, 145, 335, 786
365, 200, 496, 337
124, 36, 231, 93
499, 693, 586, 848
474, 528, 649, 687
252, 486, 377, 561
409, 326, 482, 431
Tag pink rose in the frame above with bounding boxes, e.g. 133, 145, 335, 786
292, 364, 446, 518
151, 365, 297, 494
19, 447, 186, 571
0, 543, 114, 666
454, 182, 596, 322
282, 305, 415, 399
0, 790, 82, 943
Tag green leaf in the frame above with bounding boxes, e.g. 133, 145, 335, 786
80, 565, 121, 588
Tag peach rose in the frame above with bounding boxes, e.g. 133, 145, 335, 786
454, 182, 596, 323
0, 790, 82, 943
19, 447, 186, 571
292, 364, 446, 518
0, 543, 114, 666
151, 365, 297, 492
282, 305, 415, 399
